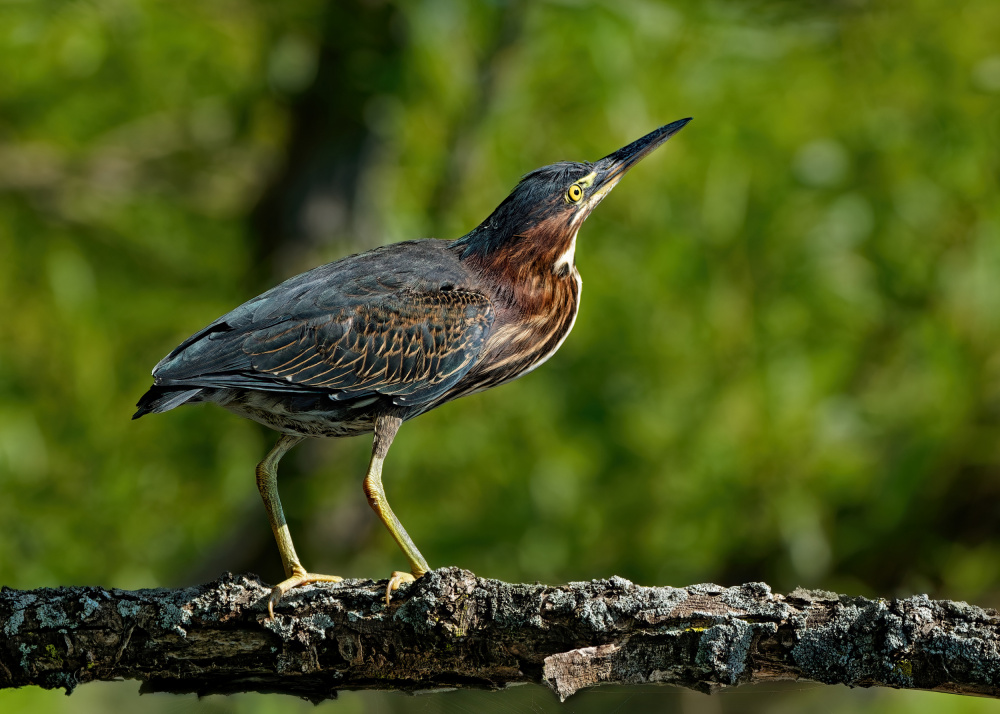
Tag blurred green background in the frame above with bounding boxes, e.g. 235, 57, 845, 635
2, 0, 1000, 711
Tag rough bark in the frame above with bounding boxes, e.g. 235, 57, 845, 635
1, 568, 999, 702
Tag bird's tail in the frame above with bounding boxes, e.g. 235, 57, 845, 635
132, 385, 202, 419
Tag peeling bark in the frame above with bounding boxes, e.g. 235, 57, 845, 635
1, 568, 998, 701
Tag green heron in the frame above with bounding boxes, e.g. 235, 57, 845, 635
134, 118, 690, 615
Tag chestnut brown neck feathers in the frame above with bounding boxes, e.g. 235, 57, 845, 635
464, 212, 580, 307
447, 211, 583, 401
441, 160, 602, 398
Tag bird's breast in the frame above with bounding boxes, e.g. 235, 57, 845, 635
448, 267, 582, 399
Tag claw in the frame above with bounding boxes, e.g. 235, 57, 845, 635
267, 571, 344, 619
385, 570, 417, 606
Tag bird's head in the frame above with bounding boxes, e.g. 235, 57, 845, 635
456, 118, 691, 275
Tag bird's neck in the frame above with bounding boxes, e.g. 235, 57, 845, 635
457, 216, 581, 313
450, 218, 583, 395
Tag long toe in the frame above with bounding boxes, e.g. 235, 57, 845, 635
385, 570, 419, 606
268, 572, 344, 618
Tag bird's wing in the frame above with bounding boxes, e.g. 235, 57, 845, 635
156, 287, 494, 407
244, 288, 492, 405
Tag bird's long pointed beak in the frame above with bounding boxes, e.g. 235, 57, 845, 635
584, 118, 692, 206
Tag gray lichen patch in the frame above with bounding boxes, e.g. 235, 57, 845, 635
717, 582, 787, 618
156, 602, 192, 637
393, 589, 443, 635
186, 587, 239, 621
298, 613, 336, 640
607, 575, 635, 590
296, 578, 375, 614
788, 586, 841, 603
390, 568, 546, 636
346, 607, 384, 623
262, 613, 300, 640
470, 577, 545, 631
262, 607, 343, 652
539, 577, 691, 634
577, 597, 616, 632
4, 591, 38, 613
36, 602, 72, 629
607, 581, 689, 626
77, 594, 103, 621
919, 599, 1000, 686
695, 619, 778, 685
116, 600, 141, 619
18, 642, 35, 670
686, 583, 725, 597
540, 588, 578, 616
791, 593, 1000, 691
3, 607, 26, 637
792, 597, 911, 687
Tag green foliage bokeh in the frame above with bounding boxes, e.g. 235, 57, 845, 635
2, 0, 1000, 712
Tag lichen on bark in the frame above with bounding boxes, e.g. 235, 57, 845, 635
1, 568, 998, 701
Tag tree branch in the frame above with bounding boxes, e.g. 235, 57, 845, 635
2, 568, 998, 701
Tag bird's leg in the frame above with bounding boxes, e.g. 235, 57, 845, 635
363, 415, 431, 604
256, 433, 342, 617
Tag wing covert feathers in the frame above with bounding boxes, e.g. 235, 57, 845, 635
154, 288, 494, 407
244, 289, 493, 404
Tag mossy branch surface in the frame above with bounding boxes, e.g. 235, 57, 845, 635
1, 568, 998, 701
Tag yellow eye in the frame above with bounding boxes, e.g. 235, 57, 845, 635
566, 184, 583, 203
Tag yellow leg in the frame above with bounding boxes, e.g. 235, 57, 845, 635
256, 433, 342, 618
362, 416, 431, 604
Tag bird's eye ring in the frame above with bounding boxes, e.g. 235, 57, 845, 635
566, 184, 583, 203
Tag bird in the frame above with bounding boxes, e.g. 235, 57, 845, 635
134, 118, 691, 616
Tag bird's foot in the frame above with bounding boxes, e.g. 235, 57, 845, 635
385, 570, 419, 606
268, 571, 344, 619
